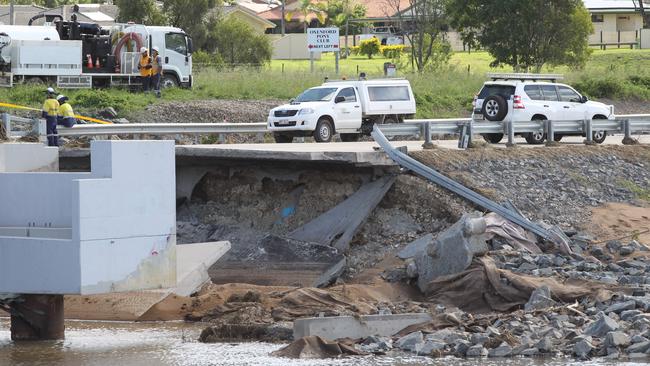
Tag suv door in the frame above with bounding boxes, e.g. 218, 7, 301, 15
539, 84, 561, 120
333, 87, 362, 130
557, 85, 587, 121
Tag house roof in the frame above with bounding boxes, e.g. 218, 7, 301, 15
0, 4, 117, 26
258, 0, 410, 21
223, 4, 277, 28
584, 0, 649, 13
233, 0, 279, 14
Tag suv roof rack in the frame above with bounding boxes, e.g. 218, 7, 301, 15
486, 73, 564, 82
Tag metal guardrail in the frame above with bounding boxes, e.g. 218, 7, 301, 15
2, 112, 649, 148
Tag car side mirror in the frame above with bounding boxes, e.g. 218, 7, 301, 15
289, 98, 295, 103
581, 95, 588, 103
335, 96, 346, 103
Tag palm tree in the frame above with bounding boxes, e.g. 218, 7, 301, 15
286, 0, 325, 33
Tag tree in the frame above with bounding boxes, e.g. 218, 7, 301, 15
317, 0, 366, 53
204, 17, 272, 66
162, 0, 220, 50
286, 0, 325, 33
388, 0, 450, 72
114, 0, 165, 25
447, 0, 593, 72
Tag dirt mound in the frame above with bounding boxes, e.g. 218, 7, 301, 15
130, 99, 284, 125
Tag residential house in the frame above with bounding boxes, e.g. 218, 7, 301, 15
584, 0, 647, 46
223, 4, 276, 34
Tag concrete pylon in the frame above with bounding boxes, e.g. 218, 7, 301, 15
10, 295, 64, 341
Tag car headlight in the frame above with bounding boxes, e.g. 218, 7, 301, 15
298, 108, 314, 115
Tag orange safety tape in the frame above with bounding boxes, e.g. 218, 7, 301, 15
0, 101, 113, 125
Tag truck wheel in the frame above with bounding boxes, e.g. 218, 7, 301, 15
273, 133, 293, 143
383, 115, 398, 124
482, 95, 508, 121
340, 133, 360, 142
482, 133, 504, 144
161, 74, 179, 88
525, 116, 547, 145
554, 134, 563, 142
314, 118, 334, 143
592, 130, 607, 144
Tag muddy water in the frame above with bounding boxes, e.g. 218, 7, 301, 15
0, 319, 642, 366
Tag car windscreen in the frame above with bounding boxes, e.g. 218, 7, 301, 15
478, 84, 515, 100
294, 88, 338, 102
368, 86, 411, 101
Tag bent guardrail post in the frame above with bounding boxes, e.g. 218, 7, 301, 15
372, 125, 556, 243
422, 122, 434, 149
584, 118, 595, 145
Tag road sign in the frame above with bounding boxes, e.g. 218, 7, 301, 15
307, 28, 340, 52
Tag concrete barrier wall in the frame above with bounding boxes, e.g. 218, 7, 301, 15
0, 143, 58, 172
0, 173, 89, 228
0, 140, 177, 295
293, 313, 433, 340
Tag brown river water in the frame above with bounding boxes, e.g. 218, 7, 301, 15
0, 319, 644, 366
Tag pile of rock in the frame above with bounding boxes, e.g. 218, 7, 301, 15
356, 292, 650, 360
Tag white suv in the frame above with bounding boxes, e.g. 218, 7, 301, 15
472, 74, 615, 144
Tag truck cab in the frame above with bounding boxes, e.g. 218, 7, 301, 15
268, 77, 416, 143
123, 25, 193, 88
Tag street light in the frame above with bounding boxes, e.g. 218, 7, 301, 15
267, 0, 286, 36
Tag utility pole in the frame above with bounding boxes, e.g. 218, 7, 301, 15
9, 0, 15, 25
281, 0, 286, 36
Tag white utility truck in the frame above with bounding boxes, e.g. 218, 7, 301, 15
268, 77, 416, 143
0, 16, 193, 89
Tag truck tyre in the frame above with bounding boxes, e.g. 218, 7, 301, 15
482, 95, 508, 121
592, 116, 608, 144
161, 74, 179, 88
525, 116, 547, 145
273, 133, 293, 143
314, 118, 334, 143
482, 133, 504, 144
340, 133, 360, 142
383, 115, 398, 124
554, 134, 563, 142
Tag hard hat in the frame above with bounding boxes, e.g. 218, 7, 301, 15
152, 46, 159, 53
140, 47, 148, 53
46, 87, 56, 94
56, 94, 68, 102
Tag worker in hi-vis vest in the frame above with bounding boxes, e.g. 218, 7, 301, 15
137, 47, 152, 92
42, 87, 60, 147
151, 47, 163, 98
56, 95, 76, 128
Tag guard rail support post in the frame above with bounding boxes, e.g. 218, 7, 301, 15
2, 113, 10, 138
584, 118, 595, 145
218, 133, 225, 144
35, 118, 47, 144
622, 119, 638, 145
422, 121, 434, 149
506, 119, 515, 147
256, 132, 265, 143
545, 120, 558, 147
466, 119, 474, 149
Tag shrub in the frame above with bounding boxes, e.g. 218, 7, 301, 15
359, 37, 381, 59
381, 45, 406, 59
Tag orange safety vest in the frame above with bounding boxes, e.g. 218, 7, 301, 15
151, 55, 162, 76
139, 55, 152, 77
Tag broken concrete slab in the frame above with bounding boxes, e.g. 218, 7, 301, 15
174, 241, 232, 297
289, 176, 396, 252
293, 313, 432, 341
210, 235, 345, 288
413, 214, 489, 292
398, 234, 434, 260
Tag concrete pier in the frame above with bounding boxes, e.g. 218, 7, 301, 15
10, 294, 64, 341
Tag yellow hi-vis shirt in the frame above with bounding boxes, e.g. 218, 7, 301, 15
139, 55, 152, 77
42, 98, 59, 117
152, 55, 162, 76
58, 103, 74, 118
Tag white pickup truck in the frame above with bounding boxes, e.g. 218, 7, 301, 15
267, 78, 416, 143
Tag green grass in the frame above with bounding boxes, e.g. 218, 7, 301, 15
619, 180, 650, 202
2, 49, 650, 120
